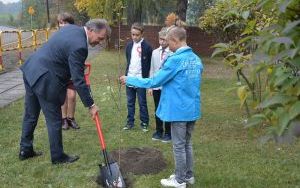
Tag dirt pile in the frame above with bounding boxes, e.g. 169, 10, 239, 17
110, 147, 167, 175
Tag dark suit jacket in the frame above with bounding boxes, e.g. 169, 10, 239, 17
125, 40, 153, 78
21, 24, 94, 107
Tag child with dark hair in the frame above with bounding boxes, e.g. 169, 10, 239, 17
57, 12, 79, 130
123, 22, 153, 132
57, 12, 75, 27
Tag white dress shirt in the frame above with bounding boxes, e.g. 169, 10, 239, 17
149, 46, 171, 90
127, 39, 144, 78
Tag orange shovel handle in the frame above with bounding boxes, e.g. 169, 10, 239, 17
94, 112, 107, 150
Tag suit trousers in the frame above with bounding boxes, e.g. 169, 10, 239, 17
20, 76, 64, 161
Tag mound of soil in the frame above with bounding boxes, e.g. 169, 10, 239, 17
110, 147, 167, 175
96, 147, 167, 187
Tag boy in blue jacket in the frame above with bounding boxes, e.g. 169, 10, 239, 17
120, 26, 203, 188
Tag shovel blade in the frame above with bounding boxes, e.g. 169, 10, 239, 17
100, 162, 126, 188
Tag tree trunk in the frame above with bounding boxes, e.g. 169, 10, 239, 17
176, 0, 187, 21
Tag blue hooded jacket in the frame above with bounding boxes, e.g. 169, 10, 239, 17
126, 46, 203, 122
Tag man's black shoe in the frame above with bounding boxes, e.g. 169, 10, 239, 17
19, 150, 43, 161
52, 154, 79, 165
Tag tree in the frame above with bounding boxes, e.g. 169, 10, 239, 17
126, 0, 142, 24
186, 0, 215, 26
200, 0, 300, 141
74, 0, 177, 25
127, 0, 177, 25
176, 0, 187, 21
75, 0, 125, 24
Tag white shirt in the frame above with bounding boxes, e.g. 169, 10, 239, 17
127, 39, 143, 78
83, 27, 89, 45
150, 46, 171, 90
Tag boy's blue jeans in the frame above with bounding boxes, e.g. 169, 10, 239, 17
126, 86, 149, 126
171, 121, 195, 183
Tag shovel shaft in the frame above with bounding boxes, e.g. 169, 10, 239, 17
94, 113, 107, 150
95, 114, 113, 175
102, 149, 113, 175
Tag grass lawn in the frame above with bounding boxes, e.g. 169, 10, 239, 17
0, 50, 300, 188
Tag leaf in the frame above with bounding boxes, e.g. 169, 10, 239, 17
258, 94, 296, 109
290, 57, 300, 69
238, 36, 253, 45
289, 101, 300, 120
283, 20, 300, 34
271, 37, 294, 45
211, 43, 229, 49
273, 49, 297, 62
278, 111, 290, 135
273, 73, 290, 87
246, 52, 270, 64
223, 22, 239, 31
222, 10, 239, 18
279, 0, 292, 12
248, 20, 256, 29
211, 48, 227, 57
256, 0, 273, 9
245, 114, 266, 128
237, 86, 248, 108
280, 77, 299, 92
242, 10, 250, 20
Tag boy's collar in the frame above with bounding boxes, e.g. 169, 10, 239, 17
134, 38, 144, 44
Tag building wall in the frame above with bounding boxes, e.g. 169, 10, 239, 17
108, 25, 216, 57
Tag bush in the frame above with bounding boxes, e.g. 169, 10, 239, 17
199, 0, 300, 141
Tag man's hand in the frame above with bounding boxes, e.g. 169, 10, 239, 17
119, 76, 127, 85
148, 89, 153, 96
89, 104, 99, 120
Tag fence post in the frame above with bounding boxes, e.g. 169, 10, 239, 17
17, 31, 23, 65
0, 31, 4, 71
33, 30, 37, 51
46, 28, 50, 41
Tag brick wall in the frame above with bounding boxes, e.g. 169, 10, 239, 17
108, 25, 216, 57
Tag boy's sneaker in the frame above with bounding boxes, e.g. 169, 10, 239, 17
161, 134, 171, 143
161, 175, 186, 188
141, 122, 149, 132
123, 124, 134, 130
169, 174, 195, 185
152, 132, 163, 141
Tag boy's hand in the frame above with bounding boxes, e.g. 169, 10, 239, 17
119, 76, 127, 85
148, 89, 153, 96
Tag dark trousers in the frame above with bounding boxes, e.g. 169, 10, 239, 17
126, 86, 149, 125
20, 76, 64, 161
153, 89, 170, 135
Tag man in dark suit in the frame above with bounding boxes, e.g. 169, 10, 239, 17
123, 22, 153, 132
19, 19, 111, 164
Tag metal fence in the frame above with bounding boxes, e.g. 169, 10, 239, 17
0, 28, 57, 72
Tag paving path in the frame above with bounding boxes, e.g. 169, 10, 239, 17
0, 69, 24, 108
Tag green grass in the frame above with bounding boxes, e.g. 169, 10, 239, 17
1, 51, 300, 187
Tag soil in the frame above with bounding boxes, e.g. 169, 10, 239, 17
96, 147, 167, 187
110, 147, 167, 175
